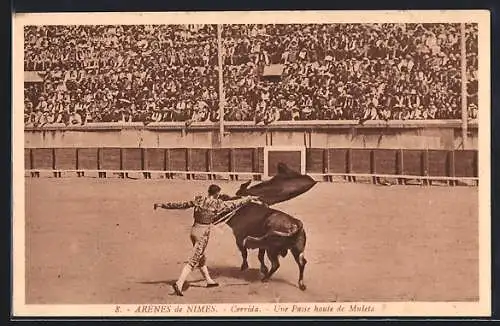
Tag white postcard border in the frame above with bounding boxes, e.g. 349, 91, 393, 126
12, 10, 492, 317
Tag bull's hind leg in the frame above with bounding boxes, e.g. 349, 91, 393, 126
291, 229, 307, 291
261, 249, 280, 283
258, 249, 268, 275
236, 240, 249, 271
291, 249, 307, 291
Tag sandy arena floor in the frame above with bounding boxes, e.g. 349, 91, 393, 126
24, 176, 479, 304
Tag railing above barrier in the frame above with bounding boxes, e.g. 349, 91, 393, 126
24, 119, 479, 132
25, 147, 478, 186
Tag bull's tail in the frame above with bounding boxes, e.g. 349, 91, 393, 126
262, 221, 303, 239
280, 221, 304, 257
268, 229, 298, 237
243, 221, 304, 251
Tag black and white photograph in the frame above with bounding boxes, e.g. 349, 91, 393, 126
12, 10, 491, 317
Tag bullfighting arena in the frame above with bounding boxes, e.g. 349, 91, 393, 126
25, 176, 479, 304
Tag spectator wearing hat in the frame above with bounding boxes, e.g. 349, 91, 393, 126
24, 23, 477, 126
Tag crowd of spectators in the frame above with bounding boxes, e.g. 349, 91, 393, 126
24, 23, 479, 127
24, 24, 220, 126
223, 23, 479, 123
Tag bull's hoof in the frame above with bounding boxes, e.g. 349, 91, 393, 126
299, 283, 307, 291
261, 276, 270, 283
240, 262, 249, 271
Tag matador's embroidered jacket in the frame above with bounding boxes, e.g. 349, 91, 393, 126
160, 195, 252, 225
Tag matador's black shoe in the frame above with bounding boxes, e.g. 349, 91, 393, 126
172, 283, 184, 296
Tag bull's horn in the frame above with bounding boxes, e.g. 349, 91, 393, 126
239, 180, 251, 191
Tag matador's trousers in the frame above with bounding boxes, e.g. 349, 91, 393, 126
187, 223, 211, 268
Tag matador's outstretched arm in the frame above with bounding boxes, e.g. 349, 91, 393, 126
153, 201, 195, 210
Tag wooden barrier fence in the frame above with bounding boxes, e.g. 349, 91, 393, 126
25, 147, 478, 185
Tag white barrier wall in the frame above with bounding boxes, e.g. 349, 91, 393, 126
24, 120, 478, 150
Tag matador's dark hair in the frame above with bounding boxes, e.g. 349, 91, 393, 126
208, 184, 221, 196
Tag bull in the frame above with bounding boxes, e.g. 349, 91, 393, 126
215, 163, 317, 291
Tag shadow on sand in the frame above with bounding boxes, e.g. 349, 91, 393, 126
209, 265, 299, 289
138, 280, 176, 285
137, 279, 197, 293
137, 266, 299, 290
210, 265, 262, 283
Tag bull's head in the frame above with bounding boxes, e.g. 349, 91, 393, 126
235, 180, 252, 197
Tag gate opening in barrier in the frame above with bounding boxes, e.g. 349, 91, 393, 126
263, 146, 306, 180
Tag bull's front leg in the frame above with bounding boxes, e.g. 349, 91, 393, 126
236, 239, 249, 271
